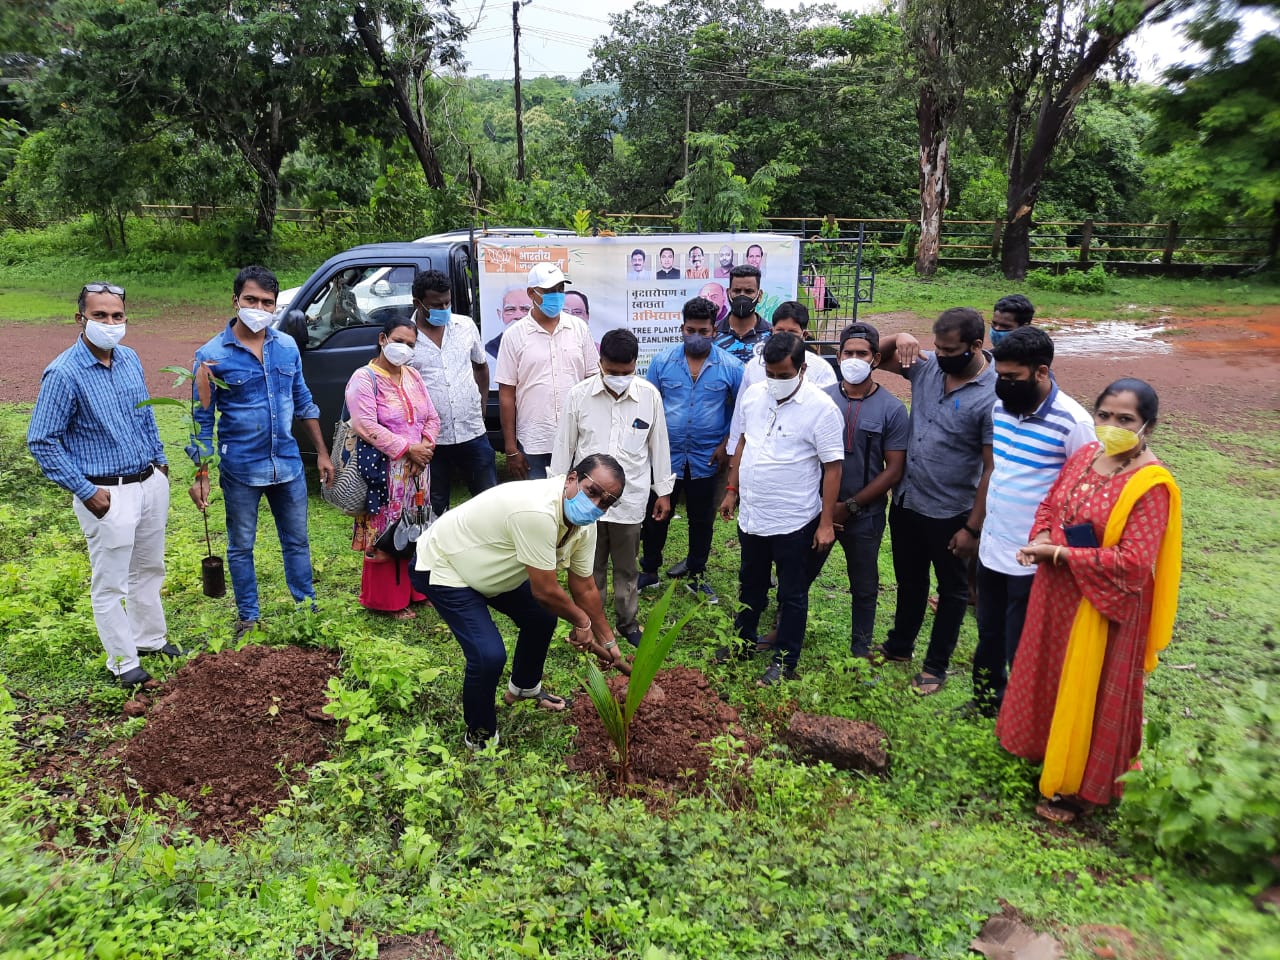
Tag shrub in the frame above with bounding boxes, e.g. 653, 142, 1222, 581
1026, 263, 1111, 293
1120, 681, 1280, 883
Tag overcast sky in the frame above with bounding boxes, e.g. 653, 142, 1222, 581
452, 0, 1277, 83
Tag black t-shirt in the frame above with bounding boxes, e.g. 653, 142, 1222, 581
822, 381, 910, 509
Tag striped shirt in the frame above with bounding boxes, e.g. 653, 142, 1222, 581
980, 382, 1096, 576
28, 337, 166, 502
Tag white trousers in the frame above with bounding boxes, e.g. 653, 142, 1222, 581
72, 470, 169, 675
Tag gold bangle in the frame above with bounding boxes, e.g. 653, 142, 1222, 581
1054, 546, 1064, 565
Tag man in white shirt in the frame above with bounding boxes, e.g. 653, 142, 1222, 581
718, 333, 844, 685
552, 329, 675, 646
727, 301, 835, 452
408, 269, 497, 517
496, 263, 600, 480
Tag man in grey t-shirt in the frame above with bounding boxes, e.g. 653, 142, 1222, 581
821, 323, 909, 657
875, 308, 996, 696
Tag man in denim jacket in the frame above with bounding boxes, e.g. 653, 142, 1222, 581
187, 266, 334, 638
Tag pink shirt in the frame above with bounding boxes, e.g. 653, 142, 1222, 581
345, 363, 440, 459
494, 313, 599, 454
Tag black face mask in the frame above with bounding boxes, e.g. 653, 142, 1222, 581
729, 295, 757, 319
996, 377, 1040, 415
935, 350, 973, 375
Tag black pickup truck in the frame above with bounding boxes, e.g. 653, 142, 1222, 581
274, 227, 573, 448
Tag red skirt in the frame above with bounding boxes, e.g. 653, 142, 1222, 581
358, 555, 426, 612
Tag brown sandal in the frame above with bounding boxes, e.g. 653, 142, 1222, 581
912, 671, 947, 695
1035, 797, 1093, 824
389, 607, 416, 621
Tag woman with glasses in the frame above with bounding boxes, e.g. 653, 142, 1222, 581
997, 378, 1182, 823
345, 316, 440, 619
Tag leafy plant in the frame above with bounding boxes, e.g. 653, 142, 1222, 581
1026, 262, 1110, 293
582, 582, 698, 789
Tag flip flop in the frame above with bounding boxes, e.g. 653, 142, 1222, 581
1035, 797, 1093, 824
912, 671, 947, 696
503, 688, 572, 712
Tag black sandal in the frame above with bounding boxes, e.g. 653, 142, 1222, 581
503, 688, 572, 712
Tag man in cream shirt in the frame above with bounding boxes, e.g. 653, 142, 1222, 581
552, 329, 675, 647
718, 333, 843, 686
412, 454, 626, 748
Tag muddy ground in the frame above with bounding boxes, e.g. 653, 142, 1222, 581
2, 305, 1278, 423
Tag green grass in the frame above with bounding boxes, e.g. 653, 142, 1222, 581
1, 399, 1277, 959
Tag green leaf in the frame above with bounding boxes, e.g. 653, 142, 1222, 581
624, 581, 699, 725
135, 397, 187, 409
583, 659, 626, 755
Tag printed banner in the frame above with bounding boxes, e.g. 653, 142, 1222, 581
477, 233, 800, 379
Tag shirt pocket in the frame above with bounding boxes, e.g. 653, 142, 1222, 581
271, 360, 298, 397
222, 366, 266, 404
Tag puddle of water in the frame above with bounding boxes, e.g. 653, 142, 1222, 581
1049, 320, 1173, 357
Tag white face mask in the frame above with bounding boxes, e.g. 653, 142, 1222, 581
382, 341, 415, 367
84, 319, 126, 350
602, 374, 634, 395
840, 357, 872, 384
237, 307, 274, 333
766, 373, 801, 402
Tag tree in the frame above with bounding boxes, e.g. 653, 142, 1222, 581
666, 132, 797, 231
1145, 1, 1280, 263
351, 0, 468, 190
998, 0, 1172, 278
899, 0, 1018, 275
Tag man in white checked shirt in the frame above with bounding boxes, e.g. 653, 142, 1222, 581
552, 329, 675, 646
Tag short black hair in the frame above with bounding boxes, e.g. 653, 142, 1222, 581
992, 324, 1054, 368
78, 281, 125, 314
771, 301, 809, 330
659, 246, 674, 258
600, 328, 639, 364
747, 244, 763, 256
572, 453, 626, 493
682, 296, 717, 323
728, 263, 762, 286
566, 290, 590, 314
413, 269, 450, 301
1096, 377, 1159, 424
933, 307, 984, 345
234, 265, 279, 298
993, 294, 1035, 325
839, 322, 880, 355
688, 245, 704, 256
630, 248, 645, 260
762, 331, 805, 371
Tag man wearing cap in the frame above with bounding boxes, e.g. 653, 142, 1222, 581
28, 281, 179, 689
496, 262, 600, 480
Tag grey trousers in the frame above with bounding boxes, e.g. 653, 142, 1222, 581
593, 520, 642, 635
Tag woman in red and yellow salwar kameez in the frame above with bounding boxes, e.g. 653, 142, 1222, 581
997, 379, 1182, 823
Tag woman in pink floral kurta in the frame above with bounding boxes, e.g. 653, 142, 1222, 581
344, 317, 440, 617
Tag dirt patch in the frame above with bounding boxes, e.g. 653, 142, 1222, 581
304, 932, 453, 960
112, 645, 339, 838
781, 711, 889, 774
567, 666, 761, 790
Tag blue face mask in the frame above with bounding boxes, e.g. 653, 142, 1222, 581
564, 489, 604, 526
990, 329, 1010, 346
537, 291, 565, 318
426, 308, 451, 327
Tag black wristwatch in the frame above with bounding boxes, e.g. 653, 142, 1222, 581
844, 497, 863, 518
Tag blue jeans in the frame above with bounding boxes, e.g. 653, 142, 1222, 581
410, 569, 556, 736
735, 515, 824, 669
430, 434, 497, 517
836, 509, 888, 655
523, 452, 552, 480
221, 472, 314, 621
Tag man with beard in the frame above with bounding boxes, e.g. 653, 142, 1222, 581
713, 264, 772, 364
970, 325, 1094, 715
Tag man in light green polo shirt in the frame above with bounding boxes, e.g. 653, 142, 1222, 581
412, 453, 626, 748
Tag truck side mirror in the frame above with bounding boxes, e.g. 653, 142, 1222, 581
281, 309, 309, 351
370, 279, 393, 298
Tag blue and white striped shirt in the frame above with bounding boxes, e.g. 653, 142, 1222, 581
980, 382, 1095, 576
28, 337, 166, 502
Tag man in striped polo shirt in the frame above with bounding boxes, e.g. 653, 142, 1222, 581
971, 326, 1095, 716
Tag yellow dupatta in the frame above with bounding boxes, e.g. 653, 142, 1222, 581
1039, 463, 1183, 799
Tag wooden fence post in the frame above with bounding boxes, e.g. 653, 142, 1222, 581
990, 220, 1003, 261
1162, 220, 1179, 265
1078, 219, 1094, 264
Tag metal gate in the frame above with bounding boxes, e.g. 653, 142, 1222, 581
797, 224, 876, 354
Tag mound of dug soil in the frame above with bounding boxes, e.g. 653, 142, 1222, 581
568, 666, 760, 789
116, 645, 339, 837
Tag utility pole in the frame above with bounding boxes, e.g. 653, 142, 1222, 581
681, 92, 691, 216
513, 0, 531, 182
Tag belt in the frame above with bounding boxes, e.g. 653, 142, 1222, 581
86, 463, 156, 486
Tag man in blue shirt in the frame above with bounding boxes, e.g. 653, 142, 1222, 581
187, 266, 334, 637
28, 282, 177, 688
639, 296, 744, 603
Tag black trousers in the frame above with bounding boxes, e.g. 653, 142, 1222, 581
971, 562, 1034, 716
883, 504, 970, 676
640, 464, 718, 576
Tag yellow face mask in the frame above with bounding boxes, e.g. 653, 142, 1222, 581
1096, 423, 1146, 457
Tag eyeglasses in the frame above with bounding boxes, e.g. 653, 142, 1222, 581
578, 474, 620, 510
81, 282, 126, 301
